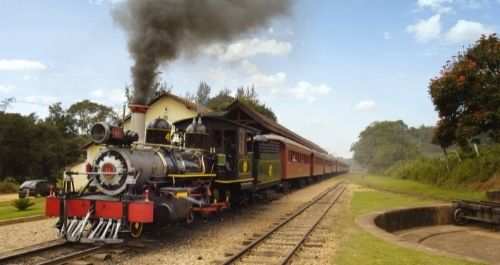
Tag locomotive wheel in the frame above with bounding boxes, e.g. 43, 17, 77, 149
130, 222, 143, 238
454, 208, 467, 225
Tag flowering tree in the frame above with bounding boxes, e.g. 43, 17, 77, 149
429, 34, 499, 150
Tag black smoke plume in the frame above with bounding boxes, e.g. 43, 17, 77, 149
113, 0, 289, 105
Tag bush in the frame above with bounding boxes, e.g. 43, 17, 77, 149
11, 197, 36, 211
385, 144, 500, 191
0, 181, 18, 194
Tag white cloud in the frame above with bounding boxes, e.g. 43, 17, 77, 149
406, 15, 442, 43
90, 89, 104, 98
268, 27, 274, 34
22, 75, 39, 81
445, 20, 493, 43
353, 100, 377, 111
109, 89, 126, 103
205, 38, 293, 62
290, 81, 331, 103
88, 0, 104, 4
240, 60, 259, 75
0, 59, 47, 71
305, 115, 323, 125
384, 32, 392, 40
0, 84, 14, 94
455, 0, 492, 9
206, 68, 237, 86
24, 95, 58, 105
203, 44, 224, 57
417, 0, 453, 13
249, 72, 286, 89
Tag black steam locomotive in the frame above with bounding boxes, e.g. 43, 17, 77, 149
47, 115, 229, 243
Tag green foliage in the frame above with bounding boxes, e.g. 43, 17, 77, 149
67, 100, 119, 135
0, 100, 110, 182
205, 86, 278, 121
350, 120, 420, 172
407, 125, 443, 156
385, 144, 500, 190
0, 181, 18, 194
0, 198, 44, 220
196, 81, 211, 107
429, 34, 500, 149
205, 88, 234, 111
10, 197, 36, 211
236, 86, 277, 121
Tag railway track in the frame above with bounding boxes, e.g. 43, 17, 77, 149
219, 180, 348, 265
0, 240, 109, 265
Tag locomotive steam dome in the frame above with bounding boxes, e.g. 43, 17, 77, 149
146, 118, 172, 145
148, 118, 171, 130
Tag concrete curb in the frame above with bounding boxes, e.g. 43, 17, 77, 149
355, 205, 487, 264
0, 215, 49, 227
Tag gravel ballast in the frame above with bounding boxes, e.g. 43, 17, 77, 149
0, 218, 59, 255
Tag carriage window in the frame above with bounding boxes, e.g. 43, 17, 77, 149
239, 131, 246, 154
212, 130, 222, 148
246, 133, 253, 152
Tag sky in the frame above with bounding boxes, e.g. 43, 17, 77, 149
0, 0, 498, 157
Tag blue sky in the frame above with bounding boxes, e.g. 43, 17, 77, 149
1, 0, 498, 157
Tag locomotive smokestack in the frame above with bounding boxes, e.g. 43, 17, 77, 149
112, 0, 289, 105
129, 104, 148, 143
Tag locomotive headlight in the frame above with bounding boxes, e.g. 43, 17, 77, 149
90, 122, 111, 144
101, 162, 117, 180
98, 156, 124, 186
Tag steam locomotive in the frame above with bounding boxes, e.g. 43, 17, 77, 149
45, 103, 348, 244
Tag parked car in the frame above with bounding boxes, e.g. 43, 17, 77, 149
18, 180, 56, 198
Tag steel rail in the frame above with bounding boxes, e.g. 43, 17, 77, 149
0, 241, 70, 264
221, 180, 347, 265
36, 245, 108, 265
279, 182, 348, 264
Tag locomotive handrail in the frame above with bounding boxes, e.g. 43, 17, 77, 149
131, 141, 211, 153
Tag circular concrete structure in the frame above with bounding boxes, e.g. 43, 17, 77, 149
356, 205, 500, 264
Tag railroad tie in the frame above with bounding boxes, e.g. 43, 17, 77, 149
68, 261, 93, 265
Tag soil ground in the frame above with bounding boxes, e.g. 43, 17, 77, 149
0, 193, 18, 202
396, 225, 500, 265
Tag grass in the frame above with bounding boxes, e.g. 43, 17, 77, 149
0, 197, 45, 220
352, 173, 486, 201
333, 183, 483, 265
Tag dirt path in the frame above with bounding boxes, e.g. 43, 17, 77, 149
0, 193, 18, 202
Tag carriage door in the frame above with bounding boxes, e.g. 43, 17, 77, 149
237, 129, 252, 180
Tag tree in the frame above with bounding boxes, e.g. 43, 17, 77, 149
206, 88, 234, 111
236, 85, 277, 121
0, 113, 38, 181
350, 120, 420, 172
66, 100, 119, 135
0, 97, 15, 113
205, 86, 278, 121
429, 34, 500, 149
196, 81, 211, 107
